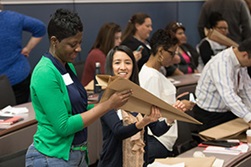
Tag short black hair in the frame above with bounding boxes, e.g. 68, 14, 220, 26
238, 38, 251, 58
105, 45, 139, 85
208, 12, 225, 28
150, 29, 178, 56
47, 8, 83, 42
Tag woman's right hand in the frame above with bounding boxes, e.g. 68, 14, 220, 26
108, 89, 132, 109
136, 106, 161, 129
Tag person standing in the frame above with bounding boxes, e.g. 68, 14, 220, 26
198, 0, 251, 44
25, 9, 132, 167
0, 4, 46, 104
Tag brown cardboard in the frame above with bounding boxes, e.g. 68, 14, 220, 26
155, 157, 216, 167
96, 75, 201, 124
206, 29, 239, 47
84, 79, 107, 91
199, 118, 249, 141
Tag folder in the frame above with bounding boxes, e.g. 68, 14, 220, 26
96, 75, 201, 124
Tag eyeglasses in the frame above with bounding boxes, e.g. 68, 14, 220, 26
215, 26, 228, 31
167, 50, 176, 57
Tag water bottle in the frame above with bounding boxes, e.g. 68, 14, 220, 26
94, 62, 101, 93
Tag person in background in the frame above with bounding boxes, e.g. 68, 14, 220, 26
193, 38, 251, 132
98, 45, 173, 167
198, 0, 251, 44
197, 12, 229, 71
25, 9, 132, 167
81, 22, 122, 86
0, 3, 46, 104
165, 22, 199, 75
121, 12, 152, 71
139, 29, 195, 160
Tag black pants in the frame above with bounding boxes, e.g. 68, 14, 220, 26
192, 104, 237, 132
12, 74, 31, 105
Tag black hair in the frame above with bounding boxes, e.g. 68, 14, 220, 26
47, 8, 83, 42
105, 45, 139, 85
150, 29, 178, 56
209, 12, 225, 28
238, 38, 251, 58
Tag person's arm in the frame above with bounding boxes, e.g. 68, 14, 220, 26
171, 68, 184, 76
81, 89, 132, 127
21, 37, 43, 57
21, 14, 46, 57
199, 40, 214, 65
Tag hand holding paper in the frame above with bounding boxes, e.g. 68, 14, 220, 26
96, 75, 201, 124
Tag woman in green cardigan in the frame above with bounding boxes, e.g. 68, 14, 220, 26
25, 8, 132, 167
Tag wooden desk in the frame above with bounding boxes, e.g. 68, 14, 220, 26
0, 102, 37, 167
177, 146, 251, 167
0, 101, 101, 166
168, 73, 200, 88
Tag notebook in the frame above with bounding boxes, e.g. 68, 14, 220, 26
0, 116, 23, 125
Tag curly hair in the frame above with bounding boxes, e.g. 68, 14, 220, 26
47, 8, 83, 42
150, 29, 178, 56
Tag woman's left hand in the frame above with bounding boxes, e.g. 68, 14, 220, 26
173, 100, 186, 112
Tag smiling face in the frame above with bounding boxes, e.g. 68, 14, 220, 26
52, 31, 83, 64
112, 51, 133, 80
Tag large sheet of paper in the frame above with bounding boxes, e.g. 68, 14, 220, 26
96, 75, 201, 124
154, 157, 216, 167
199, 118, 249, 141
206, 29, 239, 47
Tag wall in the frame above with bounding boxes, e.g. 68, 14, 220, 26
2, 1, 204, 69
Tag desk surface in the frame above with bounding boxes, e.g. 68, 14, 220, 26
0, 102, 36, 137
168, 73, 201, 88
178, 146, 251, 167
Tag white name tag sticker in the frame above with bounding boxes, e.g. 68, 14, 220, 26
62, 73, 73, 86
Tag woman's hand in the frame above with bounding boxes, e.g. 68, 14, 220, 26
173, 100, 186, 112
108, 89, 132, 109
133, 50, 142, 62
136, 106, 161, 129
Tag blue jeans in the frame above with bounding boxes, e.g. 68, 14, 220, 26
25, 144, 88, 167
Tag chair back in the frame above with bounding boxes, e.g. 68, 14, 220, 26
0, 75, 16, 109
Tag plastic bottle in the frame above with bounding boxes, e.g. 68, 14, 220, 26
94, 62, 101, 93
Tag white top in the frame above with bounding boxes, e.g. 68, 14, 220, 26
139, 64, 178, 151
196, 47, 251, 123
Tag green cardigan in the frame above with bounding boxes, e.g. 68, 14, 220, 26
31, 56, 84, 160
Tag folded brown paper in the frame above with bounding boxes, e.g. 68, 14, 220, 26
96, 75, 201, 124
206, 28, 239, 47
155, 157, 216, 167
84, 79, 107, 91
199, 118, 249, 141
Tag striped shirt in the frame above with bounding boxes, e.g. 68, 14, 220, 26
195, 47, 251, 123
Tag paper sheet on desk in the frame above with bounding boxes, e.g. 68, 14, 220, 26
0, 105, 29, 116
96, 75, 201, 124
199, 118, 249, 141
148, 162, 185, 167
155, 157, 216, 167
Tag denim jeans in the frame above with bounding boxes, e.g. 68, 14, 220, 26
25, 144, 88, 167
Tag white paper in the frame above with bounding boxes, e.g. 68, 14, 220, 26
0, 105, 29, 116
147, 162, 185, 167
212, 158, 224, 167
203, 144, 248, 155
